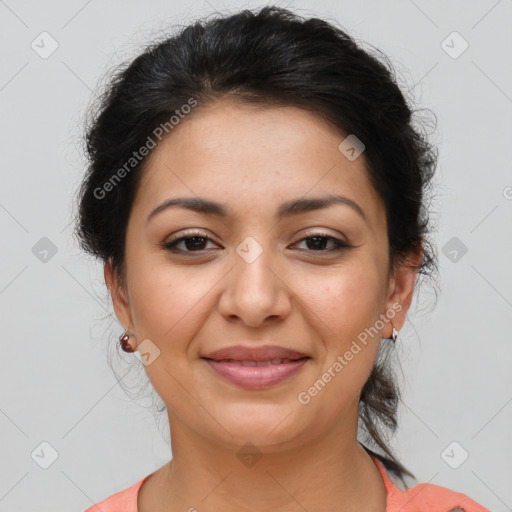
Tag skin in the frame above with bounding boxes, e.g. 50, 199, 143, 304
105, 98, 422, 512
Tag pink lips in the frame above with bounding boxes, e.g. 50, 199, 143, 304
201, 345, 311, 390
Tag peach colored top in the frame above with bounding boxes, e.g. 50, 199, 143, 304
84, 456, 491, 511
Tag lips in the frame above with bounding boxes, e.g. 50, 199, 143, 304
201, 345, 311, 390
214, 359, 299, 366
202, 345, 309, 362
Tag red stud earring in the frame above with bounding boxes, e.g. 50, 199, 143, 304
119, 330, 136, 353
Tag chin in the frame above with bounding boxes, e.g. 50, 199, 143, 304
207, 407, 308, 451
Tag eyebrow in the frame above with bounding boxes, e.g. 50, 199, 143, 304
146, 194, 367, 224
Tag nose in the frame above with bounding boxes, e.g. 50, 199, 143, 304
218, 243, 292, 327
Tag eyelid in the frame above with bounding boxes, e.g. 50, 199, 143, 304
296, 227, 348, 243
165, 228, 214, 242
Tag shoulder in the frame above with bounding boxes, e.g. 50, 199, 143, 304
388, 481, 492, 512
83, 476, 146, 512
371, 456, 491, 512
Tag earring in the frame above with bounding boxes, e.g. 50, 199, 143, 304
119, 330, 136, 353
390, 325, 398, 343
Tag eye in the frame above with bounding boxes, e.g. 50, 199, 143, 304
161, 230, 351, 255
293, 233, 350, 252
161, 230, 220, 254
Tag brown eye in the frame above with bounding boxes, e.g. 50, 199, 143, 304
294, 233, 350, 252
162, 231, 220, 254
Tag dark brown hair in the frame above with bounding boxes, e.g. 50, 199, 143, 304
75, 5, 439, 484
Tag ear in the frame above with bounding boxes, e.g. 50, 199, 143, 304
382, 246, 422, 338
104, 259, 133, 331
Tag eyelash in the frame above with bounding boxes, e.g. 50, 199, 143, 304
161, 230, 351, 255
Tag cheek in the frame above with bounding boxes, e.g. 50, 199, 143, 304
127, 257, 216, 343
300, 260, 384, 341
298, 260, 384, 394
126, 260, 217, 397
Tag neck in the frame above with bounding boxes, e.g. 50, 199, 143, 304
140, 412, 388, 512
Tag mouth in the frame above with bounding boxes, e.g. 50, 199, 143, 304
202, 358, 309, 366
200, 345, 311, 390
202, 344, 309, 362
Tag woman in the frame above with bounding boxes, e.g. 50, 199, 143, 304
77, 6, 490, 511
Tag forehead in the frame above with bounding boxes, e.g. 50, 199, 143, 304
134, 99, 386, 229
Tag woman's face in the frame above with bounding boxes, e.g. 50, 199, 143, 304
106, 98, 418, 453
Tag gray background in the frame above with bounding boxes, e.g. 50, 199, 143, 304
0, 0, 511, 511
